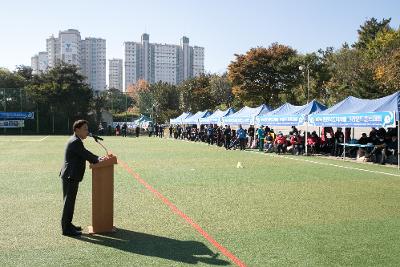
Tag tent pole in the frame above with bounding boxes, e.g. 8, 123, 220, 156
305, 122, 308, 156
343, 128, 346, 161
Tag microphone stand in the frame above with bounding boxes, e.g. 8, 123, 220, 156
95, 139, 109, 156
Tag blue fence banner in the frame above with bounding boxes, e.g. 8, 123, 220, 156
0, 112, 34, 120
255, 114, 306, 126
0, 120, 25, 128
308, 111, 395, 127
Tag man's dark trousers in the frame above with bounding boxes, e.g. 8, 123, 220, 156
61, 179, 79, 232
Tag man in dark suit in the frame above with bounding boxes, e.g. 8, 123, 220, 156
60, 120, 102, 236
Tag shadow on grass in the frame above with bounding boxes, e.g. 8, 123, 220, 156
78, 228, 230, 265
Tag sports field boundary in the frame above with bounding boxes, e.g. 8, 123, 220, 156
118, 158, 247, 267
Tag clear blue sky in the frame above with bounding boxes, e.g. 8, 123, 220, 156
1, 0, 399, 74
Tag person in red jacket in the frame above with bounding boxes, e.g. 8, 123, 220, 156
307, 131, 320, 154
290, 132, 304, 155
274, 132, 287, 154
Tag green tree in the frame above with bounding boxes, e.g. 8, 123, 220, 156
323, 18, 397, 104
227, 44, 300, 108
15, 65, 33, 82
150, 81, 180, 123
353, 17, 391, 49
209, 73, 234, 109
0, 68, 26, 88
26, 63, 93, 125
0, 68, 30, 112
103, 87, 134, 114
178, 74, 214, 112
290, 50, 333, 105
366, 27, 400, 94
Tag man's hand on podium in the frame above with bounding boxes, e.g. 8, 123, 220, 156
98, 154, 113, 162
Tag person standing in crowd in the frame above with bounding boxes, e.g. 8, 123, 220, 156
237, 125, 247, 150
154, 124, 159, 137
216, 126, 223, 146
135, 125, 140, 137
257, 125, 265, 151
223, 125, 232, 150
159, 124, 164, 138
148, 123, 153, 137
121, 122, 127, 137
334, 128, 344, 156
177, 125, 182, 139
98, 123, 104, 135
248, 125, 255, 148
207, 125, 214, 145
169, 125, 173, 138
115, 123, 120, 136
59, 120, 103, 236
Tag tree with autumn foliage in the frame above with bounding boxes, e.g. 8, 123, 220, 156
227, 43, 301, 108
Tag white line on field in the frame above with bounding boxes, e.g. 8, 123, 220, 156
0, 135, 49, 142
164, 137, 400, 177
255, 151, 400, 178
38, 136, 49, 141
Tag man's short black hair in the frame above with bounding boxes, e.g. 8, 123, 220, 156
73, 120, 88, 131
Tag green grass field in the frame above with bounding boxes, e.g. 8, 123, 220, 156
0, 135, 399, 266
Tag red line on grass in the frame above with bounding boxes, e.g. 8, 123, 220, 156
118, 159, 247, 267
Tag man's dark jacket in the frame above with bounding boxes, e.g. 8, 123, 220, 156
59, 134, 99, 182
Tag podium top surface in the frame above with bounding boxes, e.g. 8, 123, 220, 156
90, 155, 118, 169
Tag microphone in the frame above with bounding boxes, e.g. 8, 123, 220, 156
89, 133, 104, 142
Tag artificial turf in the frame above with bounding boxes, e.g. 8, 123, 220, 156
0, 135, 399, 266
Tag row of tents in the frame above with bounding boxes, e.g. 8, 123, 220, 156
170, 91, 399, 129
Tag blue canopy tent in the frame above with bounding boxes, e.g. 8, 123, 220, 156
308, 92, 399, 166
308, 92, 398, 128
170, 112, 192, 125
133, 114, 153, 128
255, 100, 327, 126
182, 110, 212, 125
254, 100, 327, 155
199, 108, 235, 125
222, 104, 272, 126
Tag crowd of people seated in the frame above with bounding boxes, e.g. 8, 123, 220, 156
170, 124, 398, 165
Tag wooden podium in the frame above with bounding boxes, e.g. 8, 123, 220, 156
88, 154, 118, 234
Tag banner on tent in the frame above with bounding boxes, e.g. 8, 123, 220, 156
309, 111, 395, 127
202, 117, 221, 124
0, 112, 34, 120
0, 120, 24, 128
255, 114, 306, 126
222, 116, 255, 125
